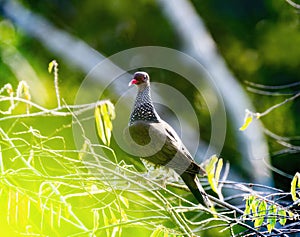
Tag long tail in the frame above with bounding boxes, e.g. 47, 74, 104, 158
180, 173, 212, 208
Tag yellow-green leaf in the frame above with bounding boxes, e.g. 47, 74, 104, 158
258, 200, 267, 216
94, 102, 115, 146
278, 209, 287, 226
101, 104, 113, 146
119, 195, 129, 209
250, 196, 258, 216
120, 209, 128, 221
93, 209, 99, 232
103, 209, 110, 237
288, 210, 294, 220
109, 207, 118, 224
267, 204, 277, 233
205, 155, 218, 174
254, 200, 267, 228
48, 60, 56, 73
150, 226, 162, 237
244, 196, 251, 216
107, 101, 116, 120
206, 155, 218, 193
239, 110, 253, 131
254, 216, 263, 228
95, 105, 107, 145
215, 158, 223, 185
291, 172, 300, 201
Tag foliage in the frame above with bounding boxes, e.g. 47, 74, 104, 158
0, 64, 299, 236
1, 0, 300, 236
239, 91, 300, 131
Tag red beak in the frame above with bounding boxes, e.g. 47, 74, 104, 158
128, 78, 138, 86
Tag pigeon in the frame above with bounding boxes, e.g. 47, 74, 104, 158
126, 71, 211, 207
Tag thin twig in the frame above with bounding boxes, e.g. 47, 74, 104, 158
256, 92, 300, 118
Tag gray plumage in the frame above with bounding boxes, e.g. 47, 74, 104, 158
127, 71, 210, 206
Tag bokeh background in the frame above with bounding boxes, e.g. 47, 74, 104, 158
0, 0, 299, 236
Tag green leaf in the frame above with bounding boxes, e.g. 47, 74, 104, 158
254, 200, 267, 228
102, 209, 110, 237
94, 102, 115, 146
206, 155, 218, 193
278, 209, 287, 226
239, 110, 253, 131
150, 226, 162, 237
205, 155, 218, 174
107, 101, 116, 120
95, 105, 107, 145
215, 158, 223, 186
267, 204, 277, 233
93, 209, 99, 231
258, 200, 267, 217
109, 206, 118, 224
244, 195, 256, 217
288, 210, 294, 220
119, 195, 129, 209
254, 216, 263, 228
291, 172, 300, 201
250, 196, 258, 216
101, 104, 112, 146
48, 60, 56, 73
244, 196, 251, 216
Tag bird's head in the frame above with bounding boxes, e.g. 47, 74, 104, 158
128, 71, 150, 87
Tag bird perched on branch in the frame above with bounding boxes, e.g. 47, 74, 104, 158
126, 71, 211, 207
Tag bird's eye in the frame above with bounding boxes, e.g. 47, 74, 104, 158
143, 75, 147, 80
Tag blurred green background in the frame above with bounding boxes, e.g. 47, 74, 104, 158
0, 0, 300, 236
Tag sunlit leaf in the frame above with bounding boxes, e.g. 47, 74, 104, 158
291, 172, 300, 201
250, 196, 257, 216
254, 200, 267, 228
120, 209, 128, 222
254, 216, 263, 228
107, 101, 116, 120
258, 200, 267, 215
215, 158, 223, 186
205, 155, 218, 174
288, 210, 294, 220
101, 104, 112, 146
102, 209, 110, 237
95, 102, 115, 146
48, 60, 56, 73
244, 196, 251, 216
239, 110, 253, 131
119, 195, 129, 209
109, 206, 118, 224
57, 204, 62, 227
278, 209, 287, 226
206, 155, 218, 193
95, 105, 107, 145
50, 202, 54, 228
267, 204, 277, 233
150, 226, 162, 237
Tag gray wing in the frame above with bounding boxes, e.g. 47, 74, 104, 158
157, 120, 206, 176
127, 120, 205, 176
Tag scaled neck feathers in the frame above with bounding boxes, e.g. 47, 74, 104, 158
129, 85, 160, 125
